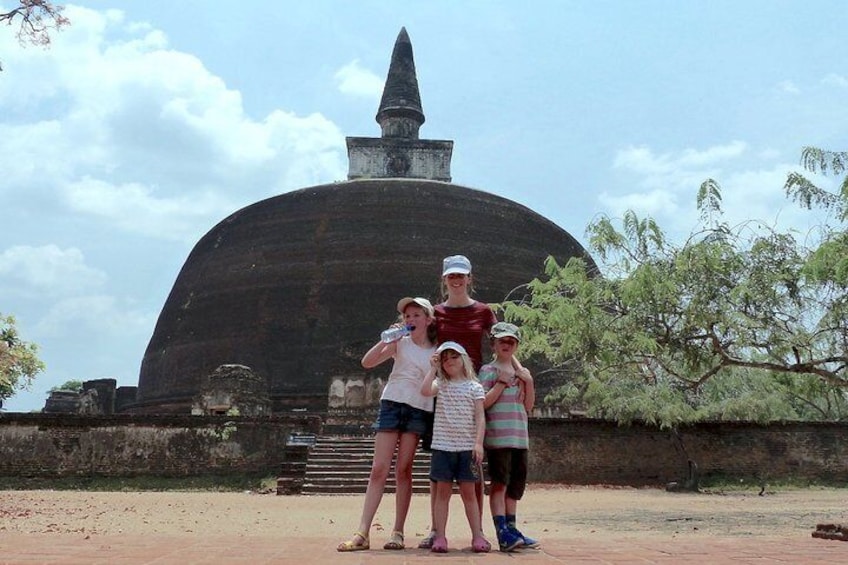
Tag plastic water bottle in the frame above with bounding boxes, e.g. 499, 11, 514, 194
381, 325, 414, 343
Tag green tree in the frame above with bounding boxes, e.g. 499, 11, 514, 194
1, 0, 69, 71
500, 149, 848, 428
784, 147, 848, 287
0, 313, 46, 407
784, 147, 847, 220
49, 379, 83, 393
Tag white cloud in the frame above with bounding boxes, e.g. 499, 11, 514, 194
598, 189, 680, 218
0, 245, 107, 298
334, 59, 384, 98
603, 142, 819, 242
0, 5, 351, 413
720, 166, 835, 243
758, 147, 781, 160
608, 143, 748, 224
676, 141, 747, 167
35, 294, 153, 337
777, 80, 800, 95
0, 4, 347, 242
614, 142, 747, 174
822, 73, 848, 89
612, 145, 668, 175
65, 177, 236, 243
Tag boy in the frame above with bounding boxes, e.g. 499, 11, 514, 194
480, 322, 539, 552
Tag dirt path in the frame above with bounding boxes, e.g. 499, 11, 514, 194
2, 485, 845, 542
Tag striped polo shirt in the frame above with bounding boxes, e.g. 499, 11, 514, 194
479, 364, 529, 449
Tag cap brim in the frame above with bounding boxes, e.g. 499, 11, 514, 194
492, 332, 520, 341
398, 298, 434, 316
436, 342, 468, 355
396, 298, 413, 313
442, 268, 471, 276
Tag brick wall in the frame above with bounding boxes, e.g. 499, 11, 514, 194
2, 414, 846, 484
0, 413, 321, 478
529, 419, 848, 485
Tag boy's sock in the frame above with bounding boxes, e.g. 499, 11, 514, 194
493, 515, 523, 552
506, 513, 539, 548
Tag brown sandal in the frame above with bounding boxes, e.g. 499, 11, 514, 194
337, 531, 369, 552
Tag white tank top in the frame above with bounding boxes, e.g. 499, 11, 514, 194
380, 336, 436, 412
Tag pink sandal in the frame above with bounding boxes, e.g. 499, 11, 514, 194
431, 535, 448, 553
472, 536, 491, 553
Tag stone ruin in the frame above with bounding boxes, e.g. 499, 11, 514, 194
43, 389, 81, 413
191, 364, 271, 416
42, 378, 137, 415
327, 375, 385, 410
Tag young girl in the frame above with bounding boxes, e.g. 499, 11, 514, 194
419, 341, 491, 553
337, 297, 437, 552
480, 322, 538, 552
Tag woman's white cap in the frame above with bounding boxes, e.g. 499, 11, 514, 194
442, 255, 472, 276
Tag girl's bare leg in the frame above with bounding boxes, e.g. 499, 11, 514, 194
391, 432, 419, 534
353, 431, 400, 536
459, 481, 483, 540
433, 480, 453, 538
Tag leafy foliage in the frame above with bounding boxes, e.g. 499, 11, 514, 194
0, 313, 46, 405
49, 379, 83, 393
784, 147, 848, 221
500, 148, 848, 427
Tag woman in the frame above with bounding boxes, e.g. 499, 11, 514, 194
418, 254, 497, 550
434, 254, 498, 371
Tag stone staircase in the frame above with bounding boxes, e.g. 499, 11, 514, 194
302, 435, 433, 495
296, 435, 433, 495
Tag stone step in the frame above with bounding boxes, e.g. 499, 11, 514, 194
278, 434, 494, 495
304, 469, 430, 478
304, 459, 430, 468
296, 434, 437, 495
300, 484, 432, 495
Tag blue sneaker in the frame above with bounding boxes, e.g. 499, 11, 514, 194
497, 527, 524, 552
509, 526, 540, 549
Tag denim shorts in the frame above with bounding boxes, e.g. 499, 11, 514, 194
374, 400, 429, 435
429, 449, 481, 483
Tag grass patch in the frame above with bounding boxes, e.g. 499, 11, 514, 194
0, 474, 277, 492
698, 474, 848, 492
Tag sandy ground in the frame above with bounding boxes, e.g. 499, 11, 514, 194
1, 484, 846, 544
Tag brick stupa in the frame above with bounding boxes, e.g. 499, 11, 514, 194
132, 28, 596, 413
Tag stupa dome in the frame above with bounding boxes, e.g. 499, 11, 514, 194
132, 28, 597, 413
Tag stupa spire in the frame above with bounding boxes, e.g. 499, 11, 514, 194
346, 28, 452, 181
376, 27, 425, 139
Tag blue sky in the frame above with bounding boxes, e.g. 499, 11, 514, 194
1, 1, 846, 411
